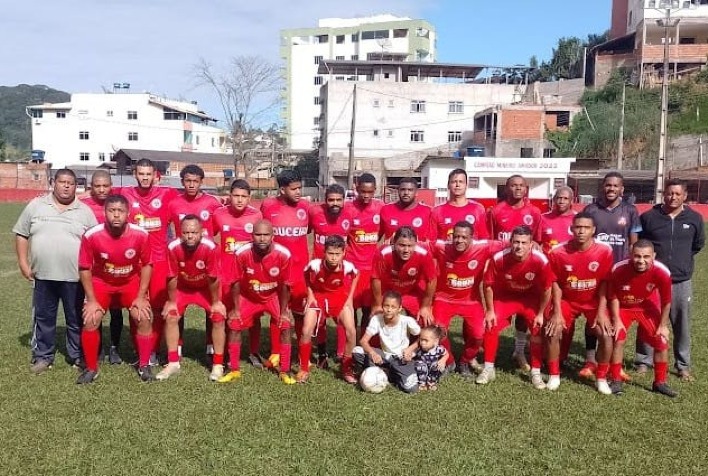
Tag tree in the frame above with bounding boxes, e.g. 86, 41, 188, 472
194, 56, 281, 177
528, 31, 610, 83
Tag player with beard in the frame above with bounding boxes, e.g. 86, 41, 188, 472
430, 168, 488, 242
380, 178, 433, 244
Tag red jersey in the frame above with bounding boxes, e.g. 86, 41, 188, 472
233, 243, 292, 303
81, 196, 106, 224
79, 224, 151, 286
212, 205, 262, 281
346, 199, 383, 270
308, 203, 354, 259
167, 238, 219, 291
484, 248, 553, 298
609, 260, 672, 309
535, 211, 576, 254
305, 259, 358, 294
379, 202, 434, 242
430, 200, 489, 242
167, 193, 222, 238
121, 186, 179, 262
372, 244, 436, 295
488, 199, 542, 242
260, 197, 309, 269
433, 239, 505, 302
548, 240, 613, 306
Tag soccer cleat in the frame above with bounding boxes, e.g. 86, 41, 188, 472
263, 353, 280, 371
316, 353, 330, 370
596, 379, 612, 395
30, 359, 53, 375
609, 380, 623, 395
279, 372, 296, 385
512, 352, 531, 373
209, 364, 225, 382
217, 370, 242, 383
457, 362, 474, 379
108, 346, 123, 365
469, 358, 483, 374
76, 369, 99, 385
148, 352, 159, 367
247, 353, 264, 369
546, 375, 561, 391
156, 362, 181, 381
295, 370, 310, 384
578, 362, 597, 379
652, 382, 678, 398
531, 372, 547, 390
138, 365, 155, 382
475, 367, 496, 385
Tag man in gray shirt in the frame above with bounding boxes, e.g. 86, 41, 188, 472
13, 168, 97, 374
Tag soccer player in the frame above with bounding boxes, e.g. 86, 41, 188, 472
157, 216, 226, 381
476, 226, 553, 389
219, 220, 295, 384
260, 170, 309, 370
212, 179, 264, 368
371, 227, 437, 325
167, 164, 222, 238
380, 178, 433, 243
535, 186, 576, 255
78, 195, 153, 383
581, 172, 640, 378
545, 213, 614, 391
607, 240, 676, 397
81, 170, 124, 365
296, 235, 359, 384
432, 221, 504, 378
430, 168, 488, 242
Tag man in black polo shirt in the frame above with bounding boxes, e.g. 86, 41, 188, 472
635, 179, 705, 381
580, 172, 641, 378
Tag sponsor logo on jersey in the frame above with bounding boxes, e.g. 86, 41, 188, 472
566, 275, 597, 291
296, 209, 307, 221
104, 263, 133, 276
354, 230, 379, 243
125, 248, 136, 259
133, 214, 161, 231
151, 198, 162, 209
447, 273, 474, 288
196, 260, 206, 270
249, 279, 278, 292
273, 226, 308, 237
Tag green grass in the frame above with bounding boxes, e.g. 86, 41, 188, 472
1, 202, 707, 475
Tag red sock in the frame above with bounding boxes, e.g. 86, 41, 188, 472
269, 320, 280, 356
249, 320, 261, 355
341, 355, 353, 375
483, 331, 500, 364
560, 330, 573, 362
213, 353, 224, 365
336, 324, 346, 357
136, 334, 152, 367
461, 338, 481, 364
280, 343, 292, 373
654, 361, 668, 385
547, 359, 560, 376
299, 342, 312, 370
596, 363, 610, 380
229, 342, 241, 371
81, 329, 100, 371
610, 363, 622, 381
530, 341, 543, 370
167, 350, 179, 363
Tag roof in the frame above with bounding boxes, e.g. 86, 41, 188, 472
27, 102, 72, 110
148, 99, 216, 122
591, 32, 636, 54
317, 60, 530, 79
114, 149, 233, 165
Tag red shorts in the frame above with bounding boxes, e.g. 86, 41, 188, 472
616, 305, 668, 351
149, 260, 169, 309
353, 269, 372, 309
310, 292, 348, 319
289, 277, 307, 315
93, 277, 140, 311
400, 292, 423, 318
175, 289, 211, 316
491, 297, 541, 336
558, 300, 599, 328
229, 296, 286, 332
433, 299, 485, 339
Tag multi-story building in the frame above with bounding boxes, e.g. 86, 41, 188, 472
27, 92, 227, 169
280, 15, 436, 151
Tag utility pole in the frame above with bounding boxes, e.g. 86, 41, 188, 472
347, 83, 357, 191
618, 82, 626, 170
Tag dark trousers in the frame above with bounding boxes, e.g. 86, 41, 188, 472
31, 279, 83, 364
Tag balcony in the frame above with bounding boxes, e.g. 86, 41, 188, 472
639, 42, 708, 62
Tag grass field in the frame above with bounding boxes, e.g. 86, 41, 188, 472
1, 202, 707, 475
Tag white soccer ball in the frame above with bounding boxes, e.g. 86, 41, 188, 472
360, 366, 389, 394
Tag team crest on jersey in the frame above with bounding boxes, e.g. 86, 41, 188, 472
391, 219, 398, 226
407, 268, 418, 277
296, 209, 307, 221
646, 283, 655, 292
245, 223, 254, 233
523, 215, 533, 226
525, 272, 535, 281
465, 215, 476, 225
373, 214, 380, 224
588, 261, 600, 272
269, 267, 280, 277
124, 249, 136, 259
565, 265, 573, 272
200, 210, 210, 221
342, 220, 350, 230
618, 216, 627, 226
412, 217, 423, 228
468, 260, 479, 270
196, 260, 206, 270
151, 198, 162, 209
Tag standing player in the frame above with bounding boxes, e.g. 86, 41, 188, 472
371, 227, 437, 325
535, 186, 576, 254
296, 235, 359, 384
432, 221, 504, 378
430, 168, 488, 242
78, 195, 153, 383
476, 226, 553, 389
545, 213, 614, 392
157, 216, 226, 381
380, 178, 433, 243
607, 240, 676, 397
219, 220, 295, 384
212, 179, 264, 368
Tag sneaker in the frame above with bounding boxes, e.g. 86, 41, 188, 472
578, 362, 597, 379
512, 352, 531, 372
138, 365, 155, 382
634, 363, 649, 375
620, 368, 632, 383
652, 382, 678, 398
475, 367, 496, 385
247, 353, 264, 369
458, 362, 474, 379
148, 352, 159, 367
469, 358, 483, 374
679, 370, 695, 383
30, 359, 53, 375
546, 375, 561, 391
609, 380, 623, 395
295, 370, 310, 384
209, 364, 225, 381
108, 347, 123, 365
342, 370, 357, 384
531, 372, 547, 390
596, 379, 612, 395
263, 353, 280, 371
316, 353, 330, 370
279, 372, 296, 385
76, 369, 99, 385
217, 370, 242, 383
156, 362, 181, 381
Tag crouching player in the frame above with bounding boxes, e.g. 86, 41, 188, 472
219, 220, 295, 384
545, 212, 614, 391
157, 215, 226, 381
78, 195, 153, 383
607, 240, 676, 397
477, 226, 553, 389
297, 235, 359, 384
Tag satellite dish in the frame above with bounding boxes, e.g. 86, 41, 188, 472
376, 38, 392, 50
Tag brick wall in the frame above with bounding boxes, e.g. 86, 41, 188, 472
500, 110, 543, 140
594, 53, 636, 88
0, 163, 50, 190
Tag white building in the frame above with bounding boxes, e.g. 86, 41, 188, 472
280, 15, 436, 151
27, 92, 227, 169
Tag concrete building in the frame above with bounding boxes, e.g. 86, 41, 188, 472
27, 92, 227, 169
280, 15, 436, 151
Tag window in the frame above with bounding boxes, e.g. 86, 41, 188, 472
520, 147, 534, 158
383, 73, 390, 79
543, 148, 556, 158
336, 55, 345, 61
314, 76, 323, 85
410, 100, 426, 113
314, 97, 321, 105
56, 111, 66, 119
79, 152, 90, 161
373, 99, 380, 108
351, 33, 359, 42
195, 135, 200, 145
335, 76, 344, 81
680, 37, 696, 44
79, 131, 89, 140
388, 100, 394, 108
315, 34, 328, 44
448, 101, 464, 114
128, 132, 139, 141
106, 110, 113, 117
468, 177, 480, 189
336, 35, 345, 44
410, 130, 425, 142
164, 109, 186, 120
109, 152, 115, 160
366, 74, 374, 81
393, 28, 408, 38
351, 55, 358, 60
127, 111, 137, 120
362, 30, 389, 40
416, 28, 430, 38
447, 131, 462, 142
30, 109, 43, 118
313, 117, 320, 125
373, 129, 380, 137
314, 55, 323, 64
387, 130, 394, 138
211, 138, 215, 147
98, 152, 106, 162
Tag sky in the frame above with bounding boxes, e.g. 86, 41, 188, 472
1, 0, 612, 126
